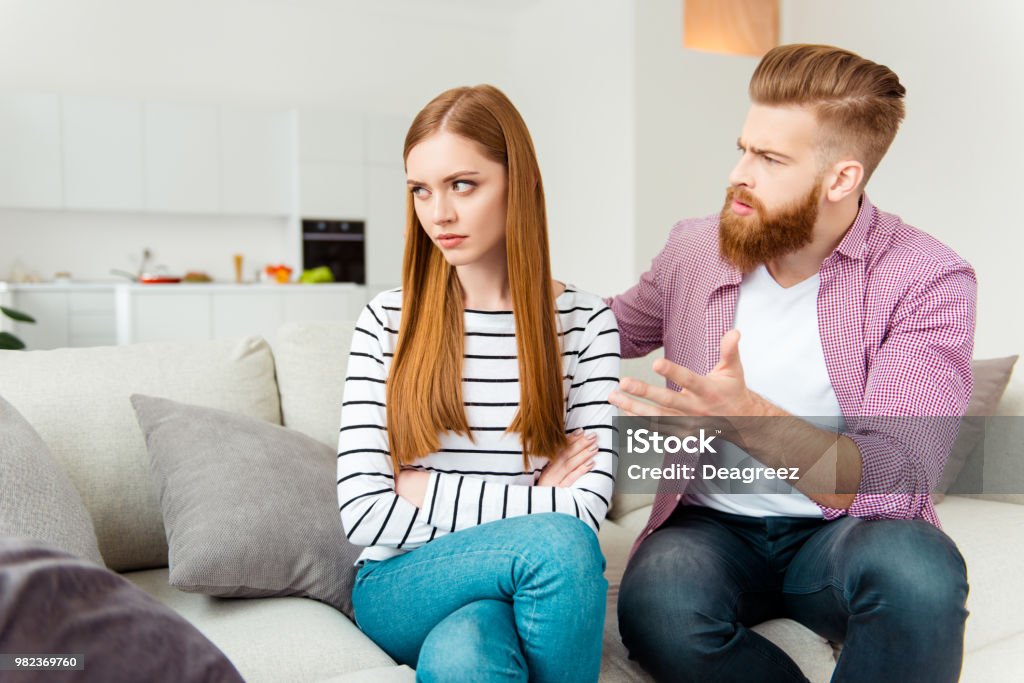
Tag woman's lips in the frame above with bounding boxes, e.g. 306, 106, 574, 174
437, 234, 467, 248
731, 200, 754, 217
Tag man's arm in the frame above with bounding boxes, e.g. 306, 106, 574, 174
610, 263, 977, 517
604, 247, 666, 359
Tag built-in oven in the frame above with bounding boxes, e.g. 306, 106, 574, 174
302, 219, 365, 284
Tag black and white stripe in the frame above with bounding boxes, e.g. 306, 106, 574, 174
336, 287, 620, 565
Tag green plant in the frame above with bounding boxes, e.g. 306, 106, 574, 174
0, 306, 35, 350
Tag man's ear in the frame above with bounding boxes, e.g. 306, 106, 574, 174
825, 160, 864, 202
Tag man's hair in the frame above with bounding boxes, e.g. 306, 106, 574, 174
749, 44, 906, 185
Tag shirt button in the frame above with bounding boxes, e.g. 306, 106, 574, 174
675, 494, 682, 502
646, 529, 653, 536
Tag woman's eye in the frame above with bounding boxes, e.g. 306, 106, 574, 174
410, 186, 428, 198
452, 180, 474, 192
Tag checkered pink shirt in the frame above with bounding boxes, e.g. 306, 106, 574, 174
608, 195, 977, 555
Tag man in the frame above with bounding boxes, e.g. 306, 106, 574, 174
608, 44, 975, 682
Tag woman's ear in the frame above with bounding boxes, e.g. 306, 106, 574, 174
825, 160, 864, 202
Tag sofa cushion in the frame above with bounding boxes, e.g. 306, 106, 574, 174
131, 394, 362, 619
0, 395, 103, 565
935, 355, 1018, 501
0, 337, 280, 572
124, 568, 398, 683
272, 321, 354, 448
0, 538, 244, 683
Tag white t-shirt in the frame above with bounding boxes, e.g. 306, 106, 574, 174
685, 265, 841, 517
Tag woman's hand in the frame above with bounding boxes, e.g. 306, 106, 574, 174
395, 468, 430, 507
537, 429, 599, 488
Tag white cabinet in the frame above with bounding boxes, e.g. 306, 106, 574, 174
366, 165, 407, 289
220, 108, 295, 216
299, 161, 365, 218
0, 94, 63, 208
9, 291, 69, 350
4, 288, 116, 350
117, 285, 366, 345
366, 114, 411, 166
297, 108, 366, 224
212, 292, 285, 341
62, 96, 144, 211
283, 287, 367, 321
298, 109, 364, 163
144, 103, 220, 213
125, 291, 212, 344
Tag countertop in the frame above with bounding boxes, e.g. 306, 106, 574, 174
0, 281, 366, 292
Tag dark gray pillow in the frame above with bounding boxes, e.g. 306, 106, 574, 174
0, 537, 244, 683
130, 394, 361, 619
934, 355, 1018, 501
0, 395, 104, 565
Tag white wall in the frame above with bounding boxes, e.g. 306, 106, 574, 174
0, 0, 636, 294
632, 0, 757, 279
631, 0, 1023, 358
508, 0, 636, 295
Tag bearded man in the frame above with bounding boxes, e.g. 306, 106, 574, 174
607, 44, 976, 683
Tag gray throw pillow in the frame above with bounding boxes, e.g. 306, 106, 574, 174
0, 395, 104, 565
934, 355, 1019, 501
130, 394, 361, 619
0, 537, 245, 683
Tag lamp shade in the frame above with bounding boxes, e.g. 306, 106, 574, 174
683, 0, 779, 57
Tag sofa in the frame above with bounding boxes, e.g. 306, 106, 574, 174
1, 320, 1021, 682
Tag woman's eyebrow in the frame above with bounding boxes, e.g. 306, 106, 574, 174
406, 170, 481, 186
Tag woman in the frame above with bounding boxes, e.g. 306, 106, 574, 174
337, 84, 619, 682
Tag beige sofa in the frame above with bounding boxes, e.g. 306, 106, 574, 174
1, 320, 1021, 682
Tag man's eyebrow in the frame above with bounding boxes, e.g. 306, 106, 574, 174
736, 138, 794, 161
406, 170, 481, 186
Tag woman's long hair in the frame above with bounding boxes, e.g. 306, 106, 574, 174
386, 84, 567, 471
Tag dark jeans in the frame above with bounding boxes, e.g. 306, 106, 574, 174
617, 505, 969, 683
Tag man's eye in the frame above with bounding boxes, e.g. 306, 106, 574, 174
762, 155, 779, 165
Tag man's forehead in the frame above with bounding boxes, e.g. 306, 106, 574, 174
740, 103, 818, 153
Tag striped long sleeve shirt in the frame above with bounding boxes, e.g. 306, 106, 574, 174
337, 287, 621, 565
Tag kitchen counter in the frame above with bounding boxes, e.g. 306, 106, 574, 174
1, 281, 373, 349
1, 281, 365, 291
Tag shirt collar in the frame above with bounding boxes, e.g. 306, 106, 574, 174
832, 192, 875, 261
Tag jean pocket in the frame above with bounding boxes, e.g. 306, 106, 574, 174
354, 560, 379, 587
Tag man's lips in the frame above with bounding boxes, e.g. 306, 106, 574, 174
731, 199, 754, 217
437, 234, 467, 248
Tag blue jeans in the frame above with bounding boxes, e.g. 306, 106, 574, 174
352, 513, 608, 682
618, 505, 969, 683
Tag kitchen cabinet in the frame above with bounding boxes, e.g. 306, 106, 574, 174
366, 114, 410, 166
365, 165, 407, 289
298, 109, 364, 164
212, 292, 285, 341
116, 284, 367, 345
220, 107, 295, 216
121, 290, 212, 345
62, 96, 145, 211
299, 161, 365, 219
144, 103, 220, 213
0, 94, 63, 208
2, 287, 117, 350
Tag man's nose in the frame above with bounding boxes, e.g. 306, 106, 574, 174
728, 153, 754, 189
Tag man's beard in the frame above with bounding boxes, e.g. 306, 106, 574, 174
718, 181, 822, 273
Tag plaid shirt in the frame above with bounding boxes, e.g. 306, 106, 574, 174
608, 195, 977, 553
